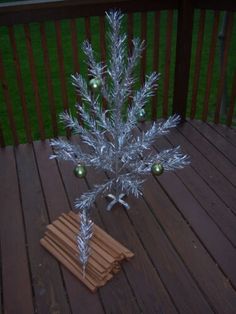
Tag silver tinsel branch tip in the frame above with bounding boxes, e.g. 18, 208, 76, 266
76, 209, 94, 274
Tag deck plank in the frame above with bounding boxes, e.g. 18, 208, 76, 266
173, 123, 236, 214
190, 120, 236, 166
0, 146, 34, 314
1, 121, 236, 313
157, 130, 236, 287
33, 140, 105, 314
159, 127, 236, 247
207, 122, 236, 148
184, 121, 236, 187
14, 143, 71, 314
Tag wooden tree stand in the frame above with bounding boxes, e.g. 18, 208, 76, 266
40, 211, 134, 292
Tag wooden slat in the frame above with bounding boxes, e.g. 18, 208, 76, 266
68, 211, 134, 260
140, 11, 147, 84
15, 143, 71, 314
227, 70, 236, 126
0, 48, 19, 145
127, 13, 133, 53
152, 11, 160, 120
99, 15, 107, 109
201, 11, 220, 121
209, 122, 236, 147
70, 19, 80, 73
214, 12, 234, 124
99, 16, 106, 64
54, 21, 69, 112
193, 0, 236, 12
8, 26, 32, 143
190, 9, 205, 119
172, 0, 194, 119
163, 10, 173, 118
24, 24, 45, 140
59, 215, 116, 267
0, 119, 5, 147
54, 21, 70, 137
189, 119, 236, 167
127, 13, 134, 106
39, 22, 58, 138
41, 237, 97, 291
84, 16, 92, 82
84, 16, 91, 42
41, 211, 134, 290
33, 140, 104, 314
70, 18, 83, 124
187, 120, 236, 187
0, 0, 180, 27
45, 225, 110, 283
64, 214, 120, 264
174, 121, 236, 214
0, 147, 34, 313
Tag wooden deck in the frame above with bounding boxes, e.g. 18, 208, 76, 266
1, 120, 236, 314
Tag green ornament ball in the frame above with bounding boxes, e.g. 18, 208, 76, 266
74, 164, 87, 178
89, 78, 102, 91
151, 162, 164, 176
137, 108, 146, 122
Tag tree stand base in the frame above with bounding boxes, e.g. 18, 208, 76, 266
40, 211, 134, 292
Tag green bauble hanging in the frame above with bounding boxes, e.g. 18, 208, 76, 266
89, 78, 102, 91
137, 108, 146, 122
74, 164, 87, 178
151, 162, 164, 176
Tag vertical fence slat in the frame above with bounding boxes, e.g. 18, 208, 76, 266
70, 19, 80, 73
226, 70, 236, 126
99, 16, 106, 64
214, 12, 234, 124
190, 9, 205, 119
0, 48, 19, 145
201, 11, 220, 121
140, 12, 147, 84
70, 18, 82, 116
173, 0, 194, 120
0, 119, 5, 147
163, 10, 174, 118
54, 20, 70, 137
152, 11, 160, 120
40, 22, 58, 138
54, 21, 68, 112
84, 16, 91, 42
127, 13, 133, 53
84, 16, 92, 84
8, 26, 32, 143
24, 24, 45, 140
99, 15, 107, 109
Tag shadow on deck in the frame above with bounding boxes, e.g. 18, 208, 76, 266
1, 120, 236, 314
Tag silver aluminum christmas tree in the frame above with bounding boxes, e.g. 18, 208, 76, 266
50, 11, 190, 274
